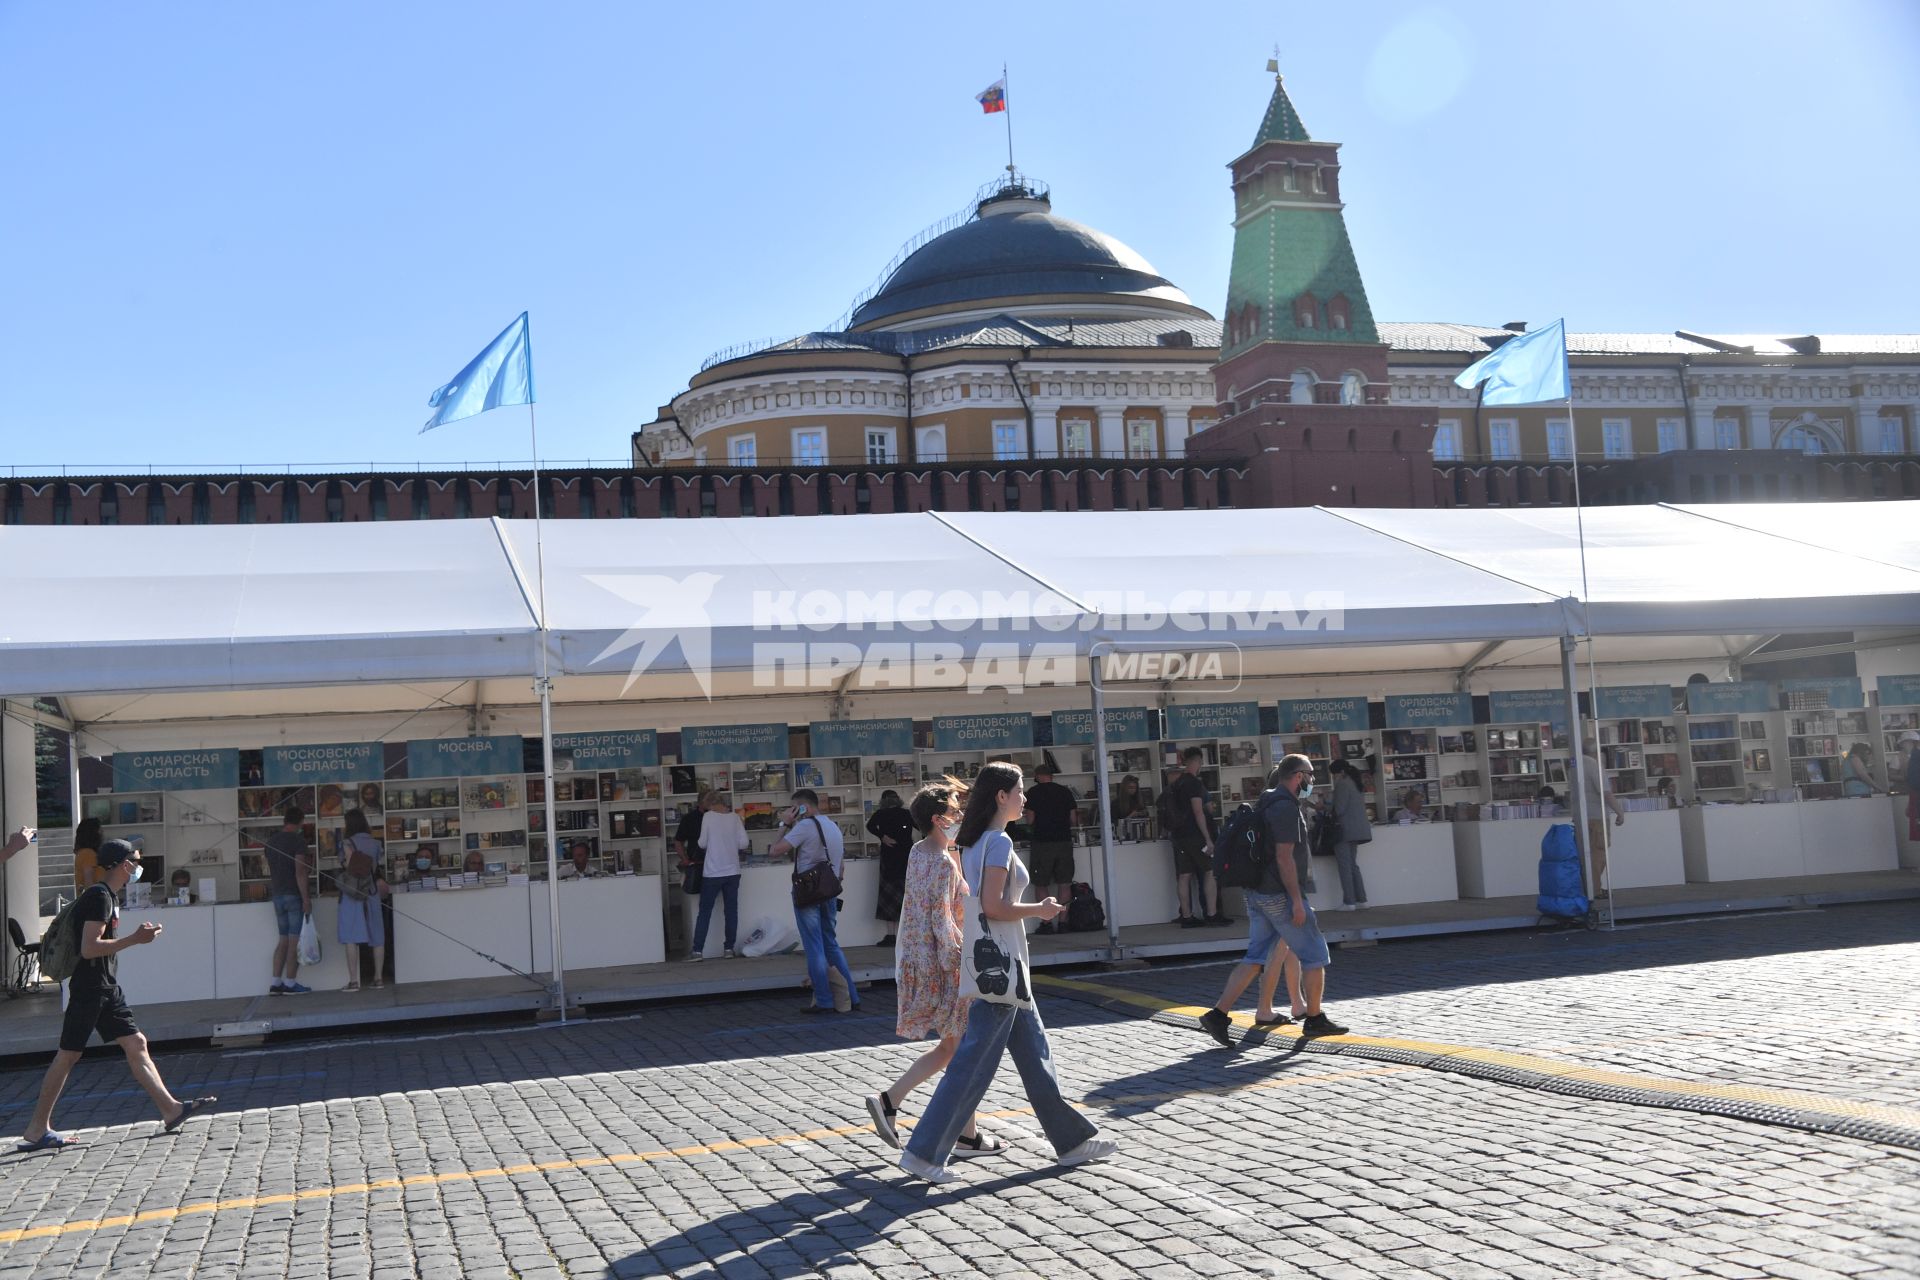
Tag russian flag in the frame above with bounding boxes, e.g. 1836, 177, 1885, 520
976, 77, 1006, 114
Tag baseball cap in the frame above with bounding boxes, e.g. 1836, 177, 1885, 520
1901, 731, 1920, 745
95, 838, 139, 869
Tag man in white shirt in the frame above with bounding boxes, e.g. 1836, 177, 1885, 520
771, 789, 856, 1013
689, 796, 749, 960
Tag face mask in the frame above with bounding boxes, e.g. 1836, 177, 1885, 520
1298, 780, 1315, 799
127, 865, 144, 883
416, 857, 433, 871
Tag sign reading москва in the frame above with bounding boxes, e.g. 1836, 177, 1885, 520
405, 735, 526, 779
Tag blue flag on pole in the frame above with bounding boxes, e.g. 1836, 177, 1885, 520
422, 312, 534, 433
1453, 318, 1569, 406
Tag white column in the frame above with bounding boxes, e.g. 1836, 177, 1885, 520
1164, 407, 1191, 459
1748, 405, 1770, 451
1030, 407, 1058, 460
1097, 406, 1125, 460
1859, 406, 1882, 454
2, 699, 42, 929
1690, 403, 1718, 450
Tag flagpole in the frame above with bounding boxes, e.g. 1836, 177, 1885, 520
1561, 341, 1612, 928
527, 381, 568, 1017
1003, 62, 1015, 174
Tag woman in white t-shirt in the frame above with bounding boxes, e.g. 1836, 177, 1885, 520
895, 762, 1117, 1184
690, 795, 749, 960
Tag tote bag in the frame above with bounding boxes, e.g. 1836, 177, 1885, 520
958, 841, 1034, 1009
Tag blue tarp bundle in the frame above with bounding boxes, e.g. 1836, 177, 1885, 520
1537, 822, 1588, 919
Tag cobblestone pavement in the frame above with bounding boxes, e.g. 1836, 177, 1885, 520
0, 903, 1915, 1280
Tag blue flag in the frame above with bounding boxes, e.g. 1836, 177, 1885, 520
1454, 318, 1569, 406
422, 312, 534, 433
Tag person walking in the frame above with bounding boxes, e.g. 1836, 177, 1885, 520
1199, 755, 1349, 1046
898, 762, 1115, 1184
690, 794, 747, 960
336, 808, 386, 991
867, 790, 915, 947
16, 840, 215, 1151
771, 789, 858, 1014
263, 803, 313, 994
865, 782, 1003, 1159
1327, 760, 1372, 911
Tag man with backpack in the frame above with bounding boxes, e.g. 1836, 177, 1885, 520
16, 839, 216, 1152
1198, 755, 1348, 1046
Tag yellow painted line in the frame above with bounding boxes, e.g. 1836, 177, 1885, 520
1036, 972, 1920, 1132
0, 1058, 1404, 1247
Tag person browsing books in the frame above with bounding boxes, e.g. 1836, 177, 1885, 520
1171, 747, 1227, 928
867, 790, 915, 947
263, 804, 313, 995
690, 795, 748, 960
1020, 765, 1078, 933
771, 790, 856, 1013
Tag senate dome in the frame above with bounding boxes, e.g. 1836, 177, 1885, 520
848, 181, 1209, 332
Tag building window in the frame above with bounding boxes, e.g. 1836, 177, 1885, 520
1281, 165, 1298, 193
1294, 297, 1317, 329
1715, 418, 1742, 450
727, 435, 757, 466
1340, 372, 1365, 406
1126, 419, 1156, 459
1489, 419, 1518, 460
1061, 420, 1093, 458
792, 428, 825, 466
915, 425, 946, 463
1290, 370, 1315, 404
1880, 414, 1906, 453
865, 427, 896, 465
1433, 421, 1462, 461
992, 422, 1024, 461
1602, 419, 1632, 459
1657, 418, 1683, 453
1546, 418, 1573, 461
1782, 425, 1827, 455
1310, 167, 1325, 194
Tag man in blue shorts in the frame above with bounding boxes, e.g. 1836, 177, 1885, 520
1199, 753, 1348, 1044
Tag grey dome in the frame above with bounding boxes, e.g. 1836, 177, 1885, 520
850, 192, 1198, 330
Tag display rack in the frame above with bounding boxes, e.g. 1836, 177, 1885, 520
1159, 736, 1269, 825
236, 784, 318, 902
1785, 709, 1868, 801
1272, 730, 1380, 818
1881, 702, 1919, 794
1598, 718, 1683, 801
1687, 715, 1748, 797
1482, 723, 1559, 804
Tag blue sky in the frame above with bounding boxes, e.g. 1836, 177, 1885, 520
2, 2, 1915, 471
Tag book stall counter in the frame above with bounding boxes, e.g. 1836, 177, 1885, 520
394, 883, 536, 985
1067, 836, 1179, 930
533, 874, 665, 971
1894, 792, 1920, 870
686, 858, 889, 954
1602, 807, 1687, 890
113, 902, 219, 1007
1451, 817, 1560, 899
1340, 822, 1460, 908
1801, 795, 1900, 875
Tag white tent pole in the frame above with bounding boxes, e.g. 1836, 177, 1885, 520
528, 400, 566, 1019
1561, 636, 1596, 910
1088, 653, 1121, 956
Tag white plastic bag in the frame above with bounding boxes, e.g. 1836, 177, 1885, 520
297, 914, 322, 967
736, 916, 799, 958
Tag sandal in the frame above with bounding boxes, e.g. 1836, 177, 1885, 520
343, 983, 361, 993
15, 1131, 73, 1153
165, 1096, 217, 1134
370, 980, 386, 989
952, 1132, 1005, 1158
1252, 1011, 1293, 1027
866, 1092, 900, 1149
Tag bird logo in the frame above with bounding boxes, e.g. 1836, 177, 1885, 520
584, 573, 723, 699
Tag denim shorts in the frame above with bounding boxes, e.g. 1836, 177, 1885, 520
273, 894, 305, 937
1241, 890, 1330, 970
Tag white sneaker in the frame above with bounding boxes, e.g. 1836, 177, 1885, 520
1332, 903, 1357, 912
723, 948, 737, 959
686, 951, 704, 962
898, 1150, 957, 1184
1058, 1136, 1118, 1167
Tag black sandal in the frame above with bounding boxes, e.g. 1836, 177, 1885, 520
866, 1091, 901, 1149
165, 1096, 217, 1134
952, 1132, 1005, 1158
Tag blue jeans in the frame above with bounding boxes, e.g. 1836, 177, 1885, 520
793, 898, 856, 1010
903, 997, 1098, 1168
693, 875, 740, 953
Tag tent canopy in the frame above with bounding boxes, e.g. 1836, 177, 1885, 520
4, 502, 1916, 721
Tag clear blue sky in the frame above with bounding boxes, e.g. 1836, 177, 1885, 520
3, 2, 1915, 471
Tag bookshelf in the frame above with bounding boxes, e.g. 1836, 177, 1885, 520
236, 784, 319, 902
528, 767, 661, 876
1686, 715, 1747, 797
666, 756, 796, 861
1784, 709, 1869, 801
1598, 717, 1683, 801
793, 754, 915, 852
1882, 701, 1919, 795
1482, 723, 1558, 804
1159, 736, 1269, 827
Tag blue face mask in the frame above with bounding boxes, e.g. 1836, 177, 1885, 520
1298, 780, 1315, 799
127, 865, 144, 883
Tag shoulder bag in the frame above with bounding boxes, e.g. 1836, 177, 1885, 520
958, 843, 1034, 1009
790, 816, 842, 908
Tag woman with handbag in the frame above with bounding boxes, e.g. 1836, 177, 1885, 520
865, 782, 1003, 1159
337, 808, 387, 992
897, 762, 1116, 1184
770, 788, 858, 1014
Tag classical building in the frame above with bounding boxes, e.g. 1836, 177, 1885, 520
3, 68, 1915, 528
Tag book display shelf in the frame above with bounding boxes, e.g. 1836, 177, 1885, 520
1882, 702, 1919, 795
1159, 736, 1270, 823
386, 776, 525, 884
1598, 718, 1683, 801
236, 784, 322, 902
793, 753, 916, 852
1272, 731, 1374, 800
1379, 728, 1464, 820
1071, 742, 1162, 843
1481, 723, 1564, 805
666, 757, 793, 861
528, 767, 662, 876
1784, 708, 1869, 801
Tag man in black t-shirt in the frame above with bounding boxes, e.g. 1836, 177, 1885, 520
673, 793, 710, 882
16, 840, 216, 1152
1021, 766, 1078, 930
1170, 747, 1226, 927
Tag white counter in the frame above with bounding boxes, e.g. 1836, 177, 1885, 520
680, 859, 888, 957
1077, 839, 1180, 928
1604, 808, 1688, 890
1798, 796, 1898, 875
532, 875, 664, 971
1679, 805, 1803, 882
1895, 793, 1920, 871
1334, 823, 1461, 907
112, 899, 352, 1005
393, 884, 534, 985
1452, 818, 1560, 899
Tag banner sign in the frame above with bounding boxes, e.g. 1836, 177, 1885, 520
1779, 677, 1864, 710
932, 713, 1034, 753
112, 748, 240, 794
1050, 707, 1152, 746
1275, 696, 1370, 734
263, 742, 382, 787
681, 722, 790, 765
809, 718, 914, 758
1488, 689, 1571, 731
405, 735, 526, 779
1595, 685, 1676, 720
1164, 702, 1260, 740
1879, 674, 1920, 707
1384, 692, 1473, 729
1686, 681, 1773, 715
553, 730, 659, 770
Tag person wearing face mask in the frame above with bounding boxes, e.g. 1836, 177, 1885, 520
16, 840, 217, 1151
1198, 755, 1348, 1046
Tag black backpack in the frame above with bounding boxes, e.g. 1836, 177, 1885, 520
1311, 807, 1344, 859
1063, 882, 1105, 933
1213, 791, 1284, 890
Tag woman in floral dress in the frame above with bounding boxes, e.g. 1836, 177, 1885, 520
864, 782, 1002, 1157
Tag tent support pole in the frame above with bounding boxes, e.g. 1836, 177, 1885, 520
1561, 636, 1598, 909
537, 671, 566, 1018
1088, 668, 1122, 958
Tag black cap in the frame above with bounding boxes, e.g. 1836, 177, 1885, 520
95, 838, 138, 870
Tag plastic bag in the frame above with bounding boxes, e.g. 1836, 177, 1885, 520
737, 916, 799, 958
297, 913, 322, 967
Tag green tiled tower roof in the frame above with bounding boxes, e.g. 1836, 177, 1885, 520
1256, 75, 1311, 145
